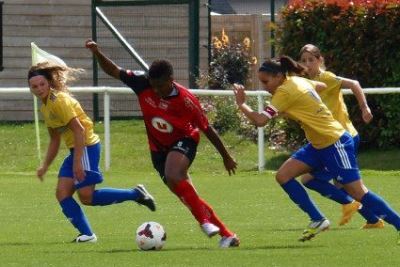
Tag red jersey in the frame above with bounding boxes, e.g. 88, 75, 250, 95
120, 69, 209, 152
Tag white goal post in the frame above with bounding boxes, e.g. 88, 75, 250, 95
2, 87, 400, 172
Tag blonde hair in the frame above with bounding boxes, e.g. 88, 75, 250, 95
28, 62, 84, 92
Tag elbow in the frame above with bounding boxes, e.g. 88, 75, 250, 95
253, 118, 266, 127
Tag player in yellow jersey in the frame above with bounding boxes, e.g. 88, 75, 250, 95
28, 62, 155, 243
299, 44, 384, 229
233, 56, 400, 243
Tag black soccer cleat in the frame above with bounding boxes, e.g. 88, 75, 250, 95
135, 184, 156, 212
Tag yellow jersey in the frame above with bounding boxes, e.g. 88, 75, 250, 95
40, 89, 99, 148
263, 76, 345, 149
315, 71, 358, 137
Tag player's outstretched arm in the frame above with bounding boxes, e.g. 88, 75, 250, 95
233, 83, 269, 127
203, 126, 237, 175
85, 39, 121, 79
341, 78, 373, 124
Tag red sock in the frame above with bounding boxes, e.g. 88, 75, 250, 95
201, 199, 233, 237
173, 180, 209, 224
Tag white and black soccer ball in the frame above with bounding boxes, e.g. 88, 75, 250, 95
135, 221, 166, 251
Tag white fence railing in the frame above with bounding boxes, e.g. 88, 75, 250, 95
2, 87, 400, 171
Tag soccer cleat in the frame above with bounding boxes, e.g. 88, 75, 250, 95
339, 201, 361, 226
219, 234, 240, 248
361, 219, 385, 229
135, 184, 156, 212
73, 233, 97, 243
201, 222, 220, 237
299, 218, 330, 242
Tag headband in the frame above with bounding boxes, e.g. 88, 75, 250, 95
28, 69, 50, 80
258, 63, 283, 74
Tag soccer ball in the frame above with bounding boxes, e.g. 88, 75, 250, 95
135, 221, 166, 251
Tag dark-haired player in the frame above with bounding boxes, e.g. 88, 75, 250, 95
86, 39, 239, 248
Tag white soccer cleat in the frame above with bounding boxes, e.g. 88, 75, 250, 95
299, 218, 330, 242
73, 233, 98, 243
201, 222, 220, 237
219, 234, 240, 248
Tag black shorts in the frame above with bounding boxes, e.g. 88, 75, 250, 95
151, 138, 197, 183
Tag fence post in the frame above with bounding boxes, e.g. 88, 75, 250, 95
104, 91, 111, 171
257, 93, 265, 171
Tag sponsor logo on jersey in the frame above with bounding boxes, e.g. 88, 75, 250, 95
151, 117, 173, 133
144, 97, 157, 108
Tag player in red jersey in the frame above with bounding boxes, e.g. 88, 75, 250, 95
86, 40, 239, 248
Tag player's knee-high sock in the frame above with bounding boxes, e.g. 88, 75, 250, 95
358, 205, 380, 224
60, 197, 93, 235
304, 179, 353, 204
91, 188, 140, 206
173, 179, 208, 224
201, 200, 234, 237
281, 179, 325, 221
361, 191, 400, 229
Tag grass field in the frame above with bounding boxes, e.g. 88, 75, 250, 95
1, 121, 400, 266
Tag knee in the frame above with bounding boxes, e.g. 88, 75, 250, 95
56, 188, 72, 202
78, 193, 93, 206
300, 174, 313, 185
275, 171, 291, 185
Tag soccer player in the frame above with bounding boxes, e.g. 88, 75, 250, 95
28, 62, 156, 243
299, 44, 383, 229
85, 40, 239, 248
233, 56, 400, 243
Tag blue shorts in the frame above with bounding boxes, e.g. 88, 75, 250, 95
59, 142, 103, 189
292, 132, 360, 184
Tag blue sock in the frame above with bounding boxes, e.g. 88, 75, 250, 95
91, 188, 140, 206
60, 197, 93, 236
361, 191, 400, 230
358, 205, 380, 224
281, 179, 325, 221
304, 180, 353, 204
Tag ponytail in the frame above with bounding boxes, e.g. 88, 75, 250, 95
259, 55, 306, 76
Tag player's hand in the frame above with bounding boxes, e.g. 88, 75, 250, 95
361, 106, 373, 124
85, 39, 98, 53
233, 83, 246, 106
73, 162, 85, 182
36, 165, 48, 181
223, 156, 237, 176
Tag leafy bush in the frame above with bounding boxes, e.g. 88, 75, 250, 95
277, 0, 400, 148
198, 29, 257, 90
198, 30, 261, 140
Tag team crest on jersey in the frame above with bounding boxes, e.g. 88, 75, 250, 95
158, 100, 169, 110
151, 117, 173, 133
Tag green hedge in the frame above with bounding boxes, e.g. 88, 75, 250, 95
277, 1, 400, 148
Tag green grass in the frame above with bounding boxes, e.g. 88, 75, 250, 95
1, 121, 399, 267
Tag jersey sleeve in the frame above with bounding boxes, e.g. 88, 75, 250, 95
119, 69, 150, 95
324, 71, 342, 90
52, 96, 78, 125
185, 94, 209, 131
262, 87, 291, 118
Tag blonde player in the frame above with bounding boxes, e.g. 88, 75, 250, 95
234, 56, 400, 243
28, 62, 155, 243
299, 44, 383, 229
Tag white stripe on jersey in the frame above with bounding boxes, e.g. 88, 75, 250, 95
334, 141, 352, 169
